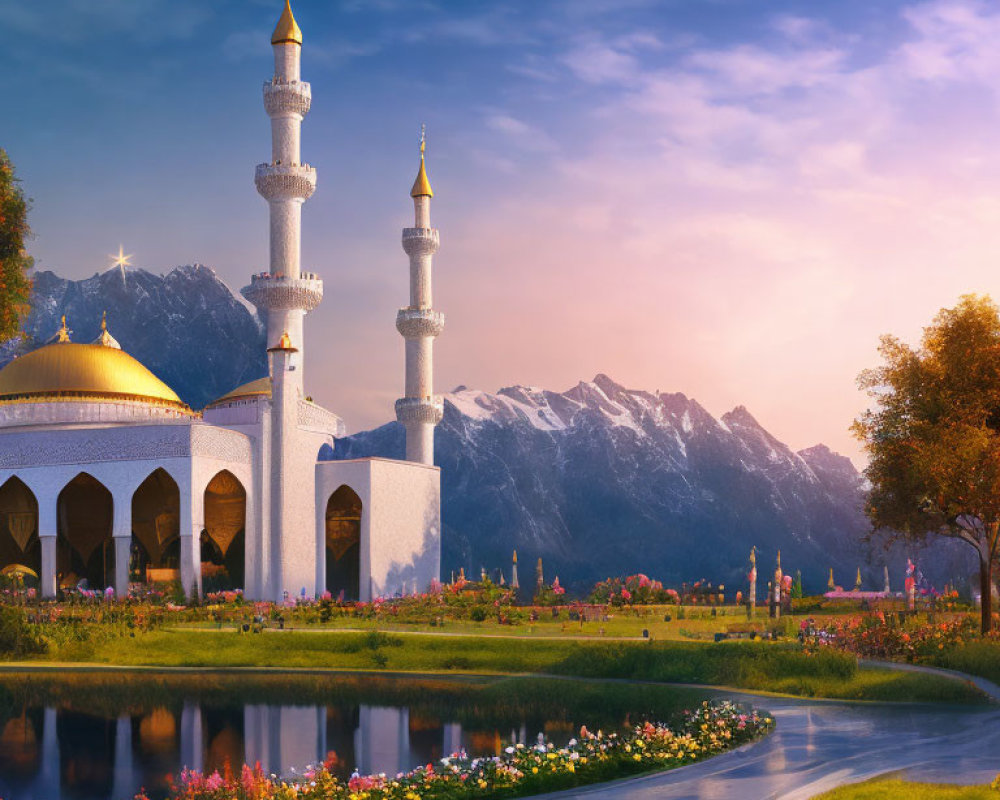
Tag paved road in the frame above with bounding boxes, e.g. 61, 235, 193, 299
537, 694, 1000, 799
537, 662, 1000, 800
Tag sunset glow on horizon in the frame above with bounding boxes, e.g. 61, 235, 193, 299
5, 0, 1000, 465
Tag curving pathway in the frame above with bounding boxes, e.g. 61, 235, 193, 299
537, 662, 1000, 800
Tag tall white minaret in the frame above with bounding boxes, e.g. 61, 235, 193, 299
242, 0, 322, 393
395, 130, 444, 465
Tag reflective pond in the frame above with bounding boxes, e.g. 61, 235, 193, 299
0, 671, 707, 800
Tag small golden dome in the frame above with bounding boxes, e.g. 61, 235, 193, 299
271, 0, 302, 46
209, 377, 271, 406
410, 136, 434, 198
0, 341, 190, 411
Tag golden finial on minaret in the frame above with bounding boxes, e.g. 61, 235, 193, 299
749, 546, 756, 567
56, 315, 71, 343
410, 125, 434, 198
512, 549, 518, 564
271, 0, 303, 46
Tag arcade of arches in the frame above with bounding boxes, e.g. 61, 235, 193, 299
325, 485, 361, 601
0, 469, 249, 595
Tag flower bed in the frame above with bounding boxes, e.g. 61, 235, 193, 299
805, 613, 988, 662
144, 700, 773, 800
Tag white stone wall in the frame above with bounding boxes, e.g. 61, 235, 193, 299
0, 400, 193, 428
315, 457, 440, 600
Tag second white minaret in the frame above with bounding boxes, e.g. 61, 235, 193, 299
395, 132, 444, 465
242, 0, 322, 393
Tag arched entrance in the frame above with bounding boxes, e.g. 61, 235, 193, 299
325, 485, 361, 601
132, 469, 180, 585
0, 477, 40, 585
202, 471, 246, 591
57, 473, 113, 590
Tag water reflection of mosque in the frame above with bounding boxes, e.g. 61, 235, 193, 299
0, 703, 527, 800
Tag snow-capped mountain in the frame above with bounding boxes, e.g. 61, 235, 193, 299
6, 268, 972, 593
0, 266, 266, 409
335, 376, 973, 594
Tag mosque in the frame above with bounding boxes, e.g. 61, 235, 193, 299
0, 1, 443, 602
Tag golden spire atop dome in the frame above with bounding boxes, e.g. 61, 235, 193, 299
410, 126, 434, 198
93, 311, 121, 349
54, 316, 71, 343
271, 0, 302, 46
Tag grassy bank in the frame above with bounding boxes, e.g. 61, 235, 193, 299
14, 628, 986, 703
814, 777, 999, 799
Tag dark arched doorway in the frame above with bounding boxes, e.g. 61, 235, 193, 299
325, 485, 361, 601
0, 477, 40, 585
202, 471, 246, 591
132, 469, 180, 585
57, 473, 113, 590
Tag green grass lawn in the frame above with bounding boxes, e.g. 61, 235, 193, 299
814, 777, 999, 799
20, 628, 986, 704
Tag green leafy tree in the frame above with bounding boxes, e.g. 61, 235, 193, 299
853, 295, 1000, 633
0, 149, 33, 341
791, 570, 803, 599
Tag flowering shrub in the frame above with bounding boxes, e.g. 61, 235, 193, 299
145, 700, 773, 800
588, 574, 680, 606
805, 614, 987, 663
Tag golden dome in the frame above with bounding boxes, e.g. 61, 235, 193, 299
209, 377, 271, 406
411, 136, 434, 198
0, 341, 190, 412
271, 0, 302, 46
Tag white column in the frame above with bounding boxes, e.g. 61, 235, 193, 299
112, 495, 131, 597
40, 707, 60, 798
179, 484, 204, 600
180, 703, 203, 772
39, 497, 57, 598
111, 714, 135, 800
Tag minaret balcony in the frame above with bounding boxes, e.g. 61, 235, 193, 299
255, 163, 316, 201
395, 396, 444, 425
241, 273, 324, 311
396, 308, 445, 339
263, 79, 312, 117
402, 227, 440, 257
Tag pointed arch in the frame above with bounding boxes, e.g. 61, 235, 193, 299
325, 485, 361, 601
57, 473, 113, 590
132, 468, 181, 583
0, 477, 40, 583
203, 470, 246, 590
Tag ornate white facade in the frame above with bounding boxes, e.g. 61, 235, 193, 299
0, 0, 441, 603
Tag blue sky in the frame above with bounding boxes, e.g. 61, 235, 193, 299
5, 0, 1000, 463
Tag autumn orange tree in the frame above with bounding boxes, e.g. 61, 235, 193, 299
0, 148, 33, 342
854, 294, 1000, 634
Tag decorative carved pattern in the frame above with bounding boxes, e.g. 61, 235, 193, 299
401, 228, 440, 257
298, 401, 345, 436
396, 308, 445, 339
241, 275, 324, 311
395, 397, 444, 425
0, 424, 251, 468
255, 163, 316, 201
263, 80, 312, 117
191, 425, 253, 464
